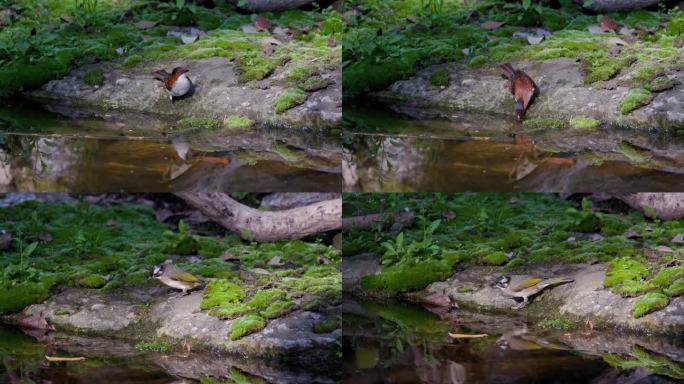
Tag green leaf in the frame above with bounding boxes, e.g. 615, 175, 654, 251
23, 242, 38, 257
522, 0, 531, 10
176, 0, 186, 9
428, 219, 441, 234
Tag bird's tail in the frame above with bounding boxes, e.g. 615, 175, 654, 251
152, 69, 169, 82
499, 63, 516, 80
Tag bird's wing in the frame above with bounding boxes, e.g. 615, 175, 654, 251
169, 271, 199, 283
512, 277, 543, 292
152, 70, 169, 82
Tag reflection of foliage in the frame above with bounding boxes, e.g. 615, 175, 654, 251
0, 326, 46, 382
603, 344, 684, 380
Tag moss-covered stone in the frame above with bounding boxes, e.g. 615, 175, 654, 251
618, 88, 653, 114
55, 308, 70, 316
229, 314, 266, 340
83, 69, 104, 86
312, 317, 339, 333
176, 117, 220, 130
664, 278, 684, 297
522, 117, 564, 130
0, 283, 51, 314
200, 280, 246, 310
632, 292, 668, 318
223, 115, 254, 130
135, 340, 173, 353
650, 267, 684, 290
273, 87, 307, 114
77, 274, 106, 288
603, 257, 649, 289
646, 76, 678, 92
260, 300, 295, 319
301, 75, 334, 92
429, 69, 449, 87
126, 269, 149, 285
122, 54, 142, 66
481, 251, 509, 266
536, 318, 576, 330
247, 288, 286, 310
569, 115, 600, 130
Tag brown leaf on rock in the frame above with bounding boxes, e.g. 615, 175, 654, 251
0, 233, 11, 250
655, 245, 674, 253
671, 233, 684, 244
222, 250, 240, 262
60, 15, 73, 24
241, 24, 258, 33
253, 15, 272, 31
136, 20, 158, 29
19, 313, 55, 331
482, 21, 504, 30
599, 16, 618, 32
317, 255, 330, 264
623, 228, 642, 239
267, 256, 283, 266
37, 233, 53, 243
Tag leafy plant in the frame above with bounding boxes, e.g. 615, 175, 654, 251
163, 220, 200, 255
380, 219, 442, 266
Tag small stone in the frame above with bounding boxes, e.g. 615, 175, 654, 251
91, 304, 105, 311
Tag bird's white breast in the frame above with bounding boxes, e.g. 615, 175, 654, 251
170, 74, 191, 97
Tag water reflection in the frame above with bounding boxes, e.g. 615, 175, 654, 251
342, 300, 684, 384
0, 135, 340, 192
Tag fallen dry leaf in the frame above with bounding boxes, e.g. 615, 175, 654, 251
671, 233, 684, 244
406, 15, 418, 23
0, 233, 11, 250
482, 21, 504, 30
607, 37, 628, 46
267, 256, 283, 266
587, 25, 602, 34
261, 36, 282, 46
623, 229, 642, 239
136, 20, 157, 29
589, 233, 605, 241
181, 34, 198, 44
509, 196, 520, 204
567, 237, 576, 242
222, 251, 239, 262
252, 268, 271, 275
253, 15, 272, 31
241, 24, 258, 33
60, 15, 73, 23
619, 26, 638, 36
527, 35, 544, 45
655, 245, 674, 253
600, 16, 618, 32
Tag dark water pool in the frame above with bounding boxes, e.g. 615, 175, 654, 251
0, 103, 341, 192
344, 104, 684, 192
342, 300, 684, 384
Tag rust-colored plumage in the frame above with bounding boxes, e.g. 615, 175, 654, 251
152, 66, 188, 91
499, 63, 538, 121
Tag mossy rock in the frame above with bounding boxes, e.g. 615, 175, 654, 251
429, 68, 449, 87
135, 340, 174, 353
83, 69, 104, 86
312, 317, 340, 334
200, 280, 246, 310
55, 308, 70, 316
123, 54, 143, 66
176, 117, 220, 130
604, 257, 649, 289
230, 314, 266, 340
522, 117, 564, 130
645, 76, 678, 92
223, 115, 254, 131
273, 87, 307, 114
260, 300, 295, 319
569, 115, 600, 130
664, 278, 684, 297
77, 274, 106, 288
618, 88, 653, 115
126, 269, 150, 285
301, 75, 334, 92
650, 267, 684, 290
247, 288, 286, 310
481, 251, 509, 266
632, 292, 669, 318
537, 318, 576, 330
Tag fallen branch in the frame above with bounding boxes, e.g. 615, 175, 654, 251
342, 210, 416, 231
448, 333, 489, 339
175, 192, 341, 242
45, 356, 86, 362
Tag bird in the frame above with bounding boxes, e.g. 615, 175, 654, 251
499, 63, 538, 121
151, 261, 201, 295
494, 275, 573, 309
152, 66, 193, 102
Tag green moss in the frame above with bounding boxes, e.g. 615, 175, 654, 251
604, 345, 684, 380
273, 87, 307, 114
618, 142, 652, 164
312, 317, 340, 333
632, 292, 669, 318
55, 308, 70, 316
632, 65, 664, 83
0, 282, 51, 314
176, 117, 220, 130
260, 300, 295, 319
569, 115, 600, 130
506, 258, 525, 268
523, 117, 564, 130
126, 269, 149, 285
537, 318, 576, 330
604, 257, 649, 289
457, 286, 473, 293
247, 289, 287, 310
360, 259, 454, 294
229, 314, 266, 340
646, 76, 677, 92
236, 53, 281, 83
664, 278, 684, 297
612, 279, 652, 297
429, 69, 449, 87
619, 88, 653, 114
581, 54, 628, 84
532, 48, 571, 60
211, 303, 251, 318
303, 298, 325, 311
77, 274, 106, 288
286, 63, 318, 82
481, 251, 509, 266
468, 55, 487, 66
223, 115, 254, 130
650, 267, 684, 289
272, 143, 304, 163
301, 75, 334, 92
122, 54, 142, 66
83, 69, 104, 86
200, 280, 246, 310
135, 340, 173, 353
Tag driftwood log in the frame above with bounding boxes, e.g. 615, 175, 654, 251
176, 192, 341, 242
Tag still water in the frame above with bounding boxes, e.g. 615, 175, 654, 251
343, 300, 684, 384
344, 103, 684, 192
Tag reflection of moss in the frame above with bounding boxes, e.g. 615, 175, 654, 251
272, 143, 304, 163
632, 292, 668, 318
617, 142, 652, 164
229, 367, 266, 384
361, 301, 449, 335
360, 259, 454, 293
603, 345, 684, 380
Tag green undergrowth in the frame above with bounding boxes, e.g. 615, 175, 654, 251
344, 0, 684, 98
345, 193, 684, 308
0, 1, 341, 96
0, 200, 341, 320
604, 345, 684, 380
